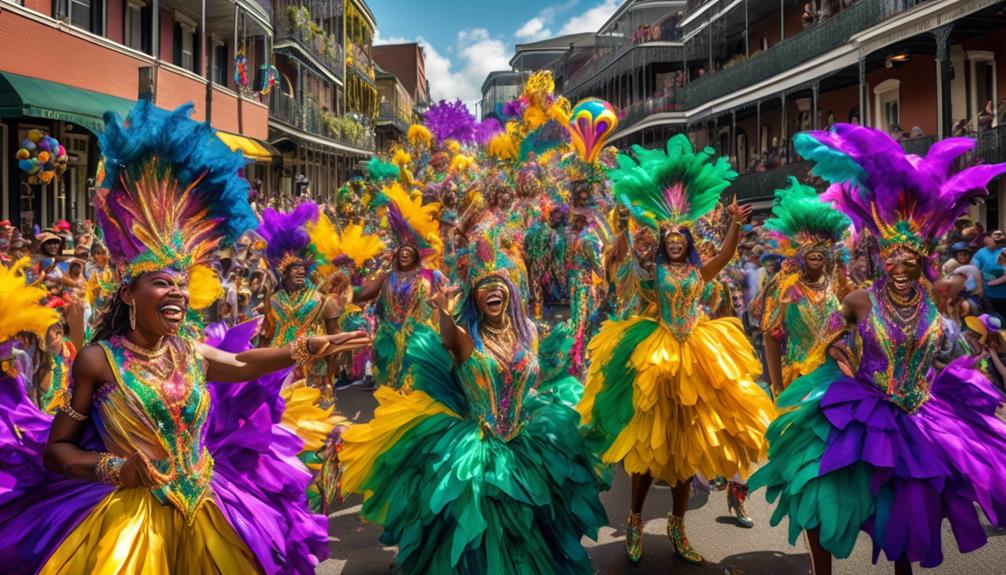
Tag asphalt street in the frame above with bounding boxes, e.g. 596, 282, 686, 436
316, 386, 1006, 575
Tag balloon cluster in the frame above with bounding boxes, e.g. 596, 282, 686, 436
16, 130, 67, 185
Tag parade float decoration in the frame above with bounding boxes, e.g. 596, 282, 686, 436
16, 130, 68, 186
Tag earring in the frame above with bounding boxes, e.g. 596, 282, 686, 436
129, 303, 136, 331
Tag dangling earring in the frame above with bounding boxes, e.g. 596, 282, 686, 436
129, 303, 136, 331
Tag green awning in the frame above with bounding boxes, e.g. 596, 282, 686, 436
0, 72, 137, 133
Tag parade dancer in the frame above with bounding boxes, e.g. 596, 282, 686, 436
0, 102, 370, 574
750, 124, 1006, 575
340, 225, 607, 574
258, 200, 344, 403
354, 183, 446, 389
759, 178, 852, 395
578, 135, 774, 564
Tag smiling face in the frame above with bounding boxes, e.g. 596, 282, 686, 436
396, 246, 419, 271
663, 232, 688, 262
41, 239, 60, 257
803, 250, 827, 276
283, 263, 307, 292
883, 247, 923, 294
475, 278, 510, 324
124, 270, 189, 337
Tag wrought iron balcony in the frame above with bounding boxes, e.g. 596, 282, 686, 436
347, 43, 376, 83
565, 36, 685, 96
677, 0, 883, 111
730, 161, 815, 202
270, 91, 375, 151
274, 5, 344, 82
378, 101, 412, 133
977, 124, 1006, 166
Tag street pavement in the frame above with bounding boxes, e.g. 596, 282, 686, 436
318, 385, 1006, 575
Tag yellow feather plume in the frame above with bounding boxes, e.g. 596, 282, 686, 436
407, 124, 433, 148
489, 133, 517, 161
450, 154, 476, 174
444, 140, 461, 155
383, 182, 442, 257
308, 213, 385, 276
0, 258, 60, 342
188, 263, 224, 310
392, 149, 412, 168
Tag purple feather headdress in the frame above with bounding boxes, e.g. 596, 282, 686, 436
258, 200, 319, 273
423, 99, 479, 144
795, 124, 1006, 264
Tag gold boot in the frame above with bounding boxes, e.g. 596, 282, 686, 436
667, 513, 704, 565
626, 511, 643, 563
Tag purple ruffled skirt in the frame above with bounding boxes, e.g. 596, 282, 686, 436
819, 357, 1006, 566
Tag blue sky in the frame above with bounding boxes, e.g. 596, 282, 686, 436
370, 0, 621, 106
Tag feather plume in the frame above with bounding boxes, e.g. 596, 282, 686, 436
308, 212, 385, 273
764, 177, 850, 258
258, 201, 319, 271
607, 134, 736, 230
0, 258, 59, 342
96, 101, 256, 278
795, 124, 1006, 256
380, 183, 442, 258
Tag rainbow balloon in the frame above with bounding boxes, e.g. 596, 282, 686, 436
567, 98, 618, 164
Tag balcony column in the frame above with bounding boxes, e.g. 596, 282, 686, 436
780, 0, 785, 42
934, 24, 954, 138
781, 93, 788, 161
756, 101, 761, 155
858, 57, 867, 126
730, 109, 737, 165
708, 17, 714, 72
744, 0, 749, 57
812, 82, 819, 130
152, 0, 159, 59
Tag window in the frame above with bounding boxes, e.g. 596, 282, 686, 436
173, 17, 198, 73
969, 52, 998, 132
125, 1, 143, 51
62, 0, 103, 34
873, 79, 901, 132
212, 43, 228, 86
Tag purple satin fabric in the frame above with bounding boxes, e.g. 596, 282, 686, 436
0, 320, 327, 574
818, 356, 1006, 567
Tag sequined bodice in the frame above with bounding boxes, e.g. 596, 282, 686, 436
94, 336, 212, 519
657, 263, 706, 339
457, 346, 539, 442
378, 268, 443, 327
268, 286, 324, 347
782, 284, 840, 363
856, 286, 942, 413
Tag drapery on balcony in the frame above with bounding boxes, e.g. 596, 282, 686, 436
275, 4, 344, 81
270, 91, 375, 150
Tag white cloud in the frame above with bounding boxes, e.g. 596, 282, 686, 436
515, 17, 551, 42
559, 0, 620, 35
412, 29, 511, 109
373, 29, 412, 46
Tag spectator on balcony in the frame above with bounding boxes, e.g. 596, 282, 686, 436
909, 126, 925, 139
978, 100, 995, 133
953, 118, 971, 137
801, 3, 816, 27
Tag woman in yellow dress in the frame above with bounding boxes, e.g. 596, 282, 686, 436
578, 135, 775, 564
0, 102, 369, 574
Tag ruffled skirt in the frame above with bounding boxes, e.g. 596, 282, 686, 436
578, 315, 774, 484
750, 358, 1006, 567
341, 384, 607, 574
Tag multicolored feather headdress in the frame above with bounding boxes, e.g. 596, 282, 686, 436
95, 101, 257, 307
258, 200, 319, 274
795, 124, 1006, 262
307, 212, 385, 277
764, 177, 851, 260
608, 134, 737, 232
380, 183, 442, 259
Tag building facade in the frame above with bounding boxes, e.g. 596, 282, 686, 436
268, 0, 374, 204
375, 66, 414, 151
513, 0, 1006, 223
372, 42, 431, 115
0, 0, 273, 230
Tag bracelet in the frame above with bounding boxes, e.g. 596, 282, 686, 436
95, 453, 126, 486
58, 390, 88, 421
290, 334, 320, 368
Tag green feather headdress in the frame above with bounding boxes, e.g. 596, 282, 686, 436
764, 177, 850, 259
607, 134, 737, 231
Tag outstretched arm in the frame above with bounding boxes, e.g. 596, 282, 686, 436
701, 199, 751, 282
352, 271, 387, 303
198, 331, 371, 383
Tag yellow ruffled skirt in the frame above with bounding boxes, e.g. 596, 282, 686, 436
579, 315, 774, 485
39, 488, 260, 574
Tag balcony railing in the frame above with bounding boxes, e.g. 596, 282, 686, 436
378, 101, 411, 133
566, 27, 684, 94
347, 43, 375, 81
977, 125, 1006, 166
731, 161, 814, 202
270, 91, 375, 150
275, 6, 344, 81
619, 93, 681, 128
677, 0, 883, 110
